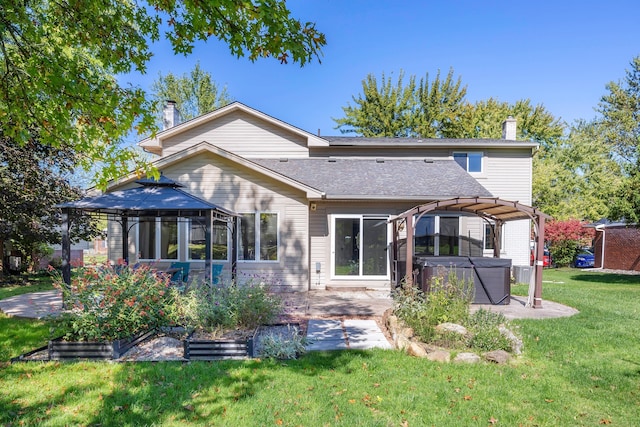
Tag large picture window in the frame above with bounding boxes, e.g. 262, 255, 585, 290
332, 215, 388, 278
138, 217, 178, 260
239, 213, 278, 261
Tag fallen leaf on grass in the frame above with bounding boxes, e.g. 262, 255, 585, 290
183, 404, 194, 411
600, 419, 612, 425
463, 395, 472, 401
488, 416, 498, 424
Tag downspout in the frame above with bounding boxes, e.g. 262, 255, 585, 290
595, 224, 605, 269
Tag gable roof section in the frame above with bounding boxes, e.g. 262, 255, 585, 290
111, 142, 326, 199
140, 102, 329, 155
254, 158, 492, 200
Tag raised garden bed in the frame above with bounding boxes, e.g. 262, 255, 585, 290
48, 330, 155, 360
183, 329, 257, 360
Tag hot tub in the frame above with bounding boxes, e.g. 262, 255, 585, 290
413, 256, 511, 305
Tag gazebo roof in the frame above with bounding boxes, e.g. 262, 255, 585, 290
57, 175, 236, 218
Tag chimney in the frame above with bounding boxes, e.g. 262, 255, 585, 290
502, 116, 517, 140
163, 100, 181, 130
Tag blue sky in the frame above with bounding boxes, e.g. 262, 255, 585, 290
121, 0, 640, 138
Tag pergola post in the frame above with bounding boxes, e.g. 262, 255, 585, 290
61, 208, 71, 287
533, 215, 546, 308
404, 214, 414, 284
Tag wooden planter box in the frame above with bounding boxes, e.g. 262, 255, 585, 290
184, 330, 257, 360
48, 330, 155, 360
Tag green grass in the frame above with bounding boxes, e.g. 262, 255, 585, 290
0, 273, 54, 300
1, 269, 640, 425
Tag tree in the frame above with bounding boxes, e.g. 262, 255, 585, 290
151, 62, 233, 122
414, 69, 468, 138
0, 134, 100, 274
333, 71, 417, 137
598, 55, 640, 222
1, 1, 325, 187
533, 120, 623, 221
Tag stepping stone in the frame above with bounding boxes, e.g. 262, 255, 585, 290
305, 319, 347, 351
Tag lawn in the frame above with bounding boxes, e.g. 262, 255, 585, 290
1, 269, 639, 426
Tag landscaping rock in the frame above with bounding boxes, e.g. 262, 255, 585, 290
407, 342, 427, 358
453, 352, 481, 363
484, 349, 511, 364
436, 322, 468, 336
499, 325, 523, 354
395, 334, 412, 351
426, 349, 451, 363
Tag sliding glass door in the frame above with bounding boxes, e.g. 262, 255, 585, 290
333, 215, 388, 278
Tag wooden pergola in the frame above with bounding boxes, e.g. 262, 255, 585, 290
56, 175, 237, 286
390, 197, 551, 309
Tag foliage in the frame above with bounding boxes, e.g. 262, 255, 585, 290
151, 62, 233, 123
257, 325, 308, 360
598, 55, 640, 222
176, 278, 283, 332
464, 309, 512, 352
545, 219, 595, 266
533, 120, 623, 220
51, 264, 177, 341
392, 269, 473, 342
334, 69, 467, 137
1, 0, 325, 187
0, 135, 101, 273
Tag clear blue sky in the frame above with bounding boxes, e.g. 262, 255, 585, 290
121, 0, 640, 137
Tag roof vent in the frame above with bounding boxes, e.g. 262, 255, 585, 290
328, 158, 337, 163
279, 158, 288, 162
424, 159, 434, 163
376, 158, 385, 163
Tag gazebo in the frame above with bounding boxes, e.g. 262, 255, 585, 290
56, 175, 237, 286
390, 197, 551, 308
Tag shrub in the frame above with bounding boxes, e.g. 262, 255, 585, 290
257, 325, 308, 359
51, 263, 177, 341
392, 269, 473, 342
465, 309, 512, 352
176, 278, 283, 332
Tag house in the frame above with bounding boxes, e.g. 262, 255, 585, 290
589, 221, 640, 271
104, 102, 538, 291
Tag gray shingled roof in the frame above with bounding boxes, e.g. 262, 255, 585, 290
254, 158, 492, 199
323, 136, 538, 148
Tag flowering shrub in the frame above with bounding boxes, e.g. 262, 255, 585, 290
176, 278, 283, 332
51, 263, 178, 341
545, 219, 595, 266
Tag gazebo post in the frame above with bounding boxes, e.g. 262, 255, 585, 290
231, 217, 238, 281
61, 208, 71, 287
205, 210, 212, 284
121, 215, 129, 264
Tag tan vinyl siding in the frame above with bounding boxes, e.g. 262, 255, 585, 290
160, 110, 309, 158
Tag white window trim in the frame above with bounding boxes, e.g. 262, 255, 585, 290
237, 212, 280, 263
330, 214, 390, 280
452, 151, 484, 175
483, 221, 506, 253
136, 217, 181, 262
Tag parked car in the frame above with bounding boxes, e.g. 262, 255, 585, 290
530, 248, 552, 267
574, 249, 595, 268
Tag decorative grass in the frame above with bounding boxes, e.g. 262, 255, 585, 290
1, 269, 639, 425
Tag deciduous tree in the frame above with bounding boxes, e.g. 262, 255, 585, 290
1, 0, 325, 187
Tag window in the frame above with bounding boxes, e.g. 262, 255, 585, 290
453, 152, 483, 173
138, 217, 178, 260
414, 215, 460, 256
212, 222, 229, 261
332, 215, 388, 278
239, 213, 278, 261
